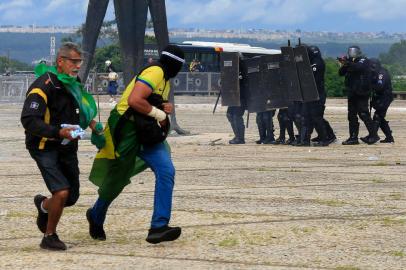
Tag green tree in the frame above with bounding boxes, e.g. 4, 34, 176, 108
94, 43, 122, 72
379, 40, 406, 74
325, 58, 345, 97
0, 56, 32, 73
379, 40, 406, 91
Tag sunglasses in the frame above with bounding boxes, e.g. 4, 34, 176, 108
61, 56, 83, 65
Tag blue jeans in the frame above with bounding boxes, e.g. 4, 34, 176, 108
139, 142, 175, 228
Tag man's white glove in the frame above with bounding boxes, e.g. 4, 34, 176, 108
147, 106, 166, 122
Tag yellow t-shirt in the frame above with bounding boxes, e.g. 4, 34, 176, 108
116, 66, 170, 115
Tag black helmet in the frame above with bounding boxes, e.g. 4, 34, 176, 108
307, 45, 321, 60
159, 44, 185, 79
347, 45, 362, 58
369, 58, 381, 73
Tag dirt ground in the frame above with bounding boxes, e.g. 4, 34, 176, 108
0, 96, 405, 270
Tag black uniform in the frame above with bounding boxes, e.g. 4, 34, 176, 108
21, 72, 80, 206
370, 65, 394, 142
276, 107, 295, 144
227, 59, 247, 144
256, 110, 276, 144
339, 57, 379, 144
227, 105, 246, 144
307, 47, 336, 146
291, 101, 311, 146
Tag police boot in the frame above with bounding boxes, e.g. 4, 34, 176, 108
313, 120, 329, 147
295, 126, 310, 147
275, 134, 285, 144
380, 120, 394, 143
285, 122, 295, 145
263, 121, 276, 144
230, 121, 245, 144
228, 117, 238, 144
365, 120, 380, 145
308, 127, 320, 142
290, 135, 301, 146
324, 120, 337, 144
342, 123, 359, 145
275, 120, 286, 144
256, 124, 266, 144
311, 136, 320, 143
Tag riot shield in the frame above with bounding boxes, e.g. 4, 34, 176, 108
243, 56, 267, 113
280, 46, 303, 101
220, 52, 240, 107
294, 45, 319, 102
260, 54, 290, 110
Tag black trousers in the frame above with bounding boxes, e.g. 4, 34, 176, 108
347, 94, 372, 136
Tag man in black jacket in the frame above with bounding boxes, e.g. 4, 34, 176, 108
363, 58, 394, 143
338, 46, 379, 145
307, 45, 336, 146
21, 42, 100, 250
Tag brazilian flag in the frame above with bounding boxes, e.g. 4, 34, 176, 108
88, 107, 149, 201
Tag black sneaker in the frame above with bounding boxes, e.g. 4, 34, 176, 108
34, 194, 48, 233
40, 233, 67, 251
86, 208, 106, 241
146, 226, 181, 244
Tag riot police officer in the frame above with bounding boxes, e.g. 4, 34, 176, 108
307, 45, 336, 146
227, 105, 246, 144
338, 46, 379, 145
227, 56, 247, 144
363, 58, 394, 143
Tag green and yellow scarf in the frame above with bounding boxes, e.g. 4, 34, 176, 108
34, 63, 97, 129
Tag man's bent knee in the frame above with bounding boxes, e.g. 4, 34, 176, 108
65, 192, 79, 207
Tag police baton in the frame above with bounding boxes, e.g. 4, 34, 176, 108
212, 90, 221, 114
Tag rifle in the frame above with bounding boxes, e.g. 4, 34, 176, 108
336, 55, 349, 64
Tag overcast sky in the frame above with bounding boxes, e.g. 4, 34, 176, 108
0, 0, 405, 32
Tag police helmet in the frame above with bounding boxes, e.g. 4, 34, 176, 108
307, 45, 321, 59
347, 46, 362, 58
369, 58, 381, 73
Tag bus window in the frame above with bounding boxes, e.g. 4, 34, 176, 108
199, 52, 220, 72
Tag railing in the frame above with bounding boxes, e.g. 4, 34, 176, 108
393, 91, 406, 100
85, 72, 221, 96
0, 75, 36, 102
0, 72, 222, 102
